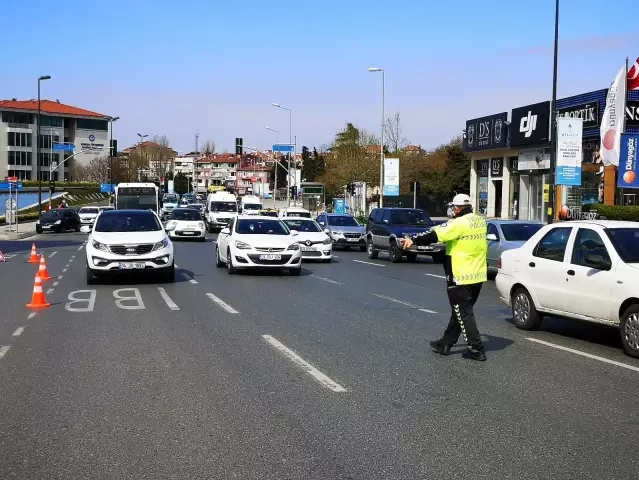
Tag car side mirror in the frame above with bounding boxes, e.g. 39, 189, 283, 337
383, 219, 389, 224
318, 221, 325, 226
584, 253, 611, 270
486, 233, 498, 241
324, 228, 330, 234
290, 230, 299, 236
220, 228, 230, 235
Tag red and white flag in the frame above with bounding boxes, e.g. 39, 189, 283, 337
600, 66, 627, 167
628, 57, 639, 91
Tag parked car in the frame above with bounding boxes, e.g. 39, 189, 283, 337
365, 207, 445, 263
316, 213, 366, 251
496, 220, 639, 358
487, 220, 543, 275
36, 208, 81, 234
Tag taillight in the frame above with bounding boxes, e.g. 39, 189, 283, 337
497, 257, 502, 270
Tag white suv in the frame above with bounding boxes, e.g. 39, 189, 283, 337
85, 209, 175, 284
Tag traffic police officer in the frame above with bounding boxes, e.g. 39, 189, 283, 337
402, 193, 488, 361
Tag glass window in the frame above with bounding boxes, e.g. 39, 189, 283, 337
500, 223, 543, 242
327, 215, 359, 227
605, 228, 639, 263
210, 201, 237, 212
236, 219, 288, 235
76, 118, 108, 131
571, 228, 611, 268
94, 212, 162, 232
40, 115, 63, 127
171, 209, 201, 220
42, 210, 63, 219
487, 223, 499, 239
283, 219, 322, 232
8, 151, 32, 166
7, 132, 32, 147
242, 202, 262, 211
533, 227, 572, 262
2, 112, 32, 124
39, 134, 60, 149
8, 170, 31, 180
390, 209, 432, 225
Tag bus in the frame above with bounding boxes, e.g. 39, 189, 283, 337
114, 182, 160, 214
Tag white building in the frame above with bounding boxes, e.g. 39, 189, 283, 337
196, 153, 238, 193
0, 99, 112, 181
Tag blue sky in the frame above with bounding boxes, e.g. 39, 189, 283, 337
4, 0, 638, 154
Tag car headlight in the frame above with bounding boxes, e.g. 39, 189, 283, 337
332, 230, 343, 236
235, 240, 252, 250
54, 220, 62, 225
166, 221, 177, 231
287, 243, 300, 251
322, 237, 332, 245
198, 222, 204, 229
92, 240, 108, 252
36, 220, 40, 225
152, 237, 169, 251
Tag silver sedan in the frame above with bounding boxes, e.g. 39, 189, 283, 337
487, 220, 543, 275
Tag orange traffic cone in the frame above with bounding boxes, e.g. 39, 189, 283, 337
28, 243, 39, 263
26, 273, 51, 309
38, 254, 52, 281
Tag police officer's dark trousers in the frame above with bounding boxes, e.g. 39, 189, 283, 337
442, 283, 484, 351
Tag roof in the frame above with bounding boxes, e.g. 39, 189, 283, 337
558, 220, 639, 228
0, 99, 110, 118
102, 209, 155, 215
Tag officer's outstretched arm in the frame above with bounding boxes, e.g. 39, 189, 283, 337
431, 219, 466, 243
410, 229, 438, 246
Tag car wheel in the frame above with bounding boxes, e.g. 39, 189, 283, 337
511, 287, 542, 330
620, 304, 639, 359
359, 245, 366, 252
86, 264, 96, 285
367, 237, 379, 259
215, 246, 225, 268
36, 227, 42, 234
389, 241, 403, 263
226, 249, 236, 274
406, 253, 417, 263
289, 266, 302, 276
162, 262, 176, 283
432, 252, 445, 264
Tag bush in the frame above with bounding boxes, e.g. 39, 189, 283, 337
582, 204, 639, 221
21, 181, 101, 189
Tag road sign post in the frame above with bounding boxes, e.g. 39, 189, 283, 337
272, 144, 294, 153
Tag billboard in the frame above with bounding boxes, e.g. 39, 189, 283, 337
383, 158, 399, 196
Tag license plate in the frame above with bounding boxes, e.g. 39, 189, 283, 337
118, 262, 146, 270
301, 247, 315, 252
42, 225, 52, 229
182, 231, 195, 235
346, 238, 359, 242
418, 246, 433, 250
259, 254, 281, 260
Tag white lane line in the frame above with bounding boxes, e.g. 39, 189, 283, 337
27, 312, 37, 320
57, 275, 63, 279
426, 273, 446, 279
0, 346, 10, 360
206, 293, 238, 314
53, 281, 59, 286
12, 327, 26, 337
372, 293, 437, 314
262, 335, 347, 393
62, 268, 68, 273
68, 258, 74, 263
77, 245, 84, 251
4, 254, 17, 259
527, 338, 639, 373
311, 274, 344, 285
49, 251, 58, 258
353, 259, 385, 267
71, 255, 76, 259
181, 272, 198, 284
157, 287, 180, 311
46, 288, 54, 295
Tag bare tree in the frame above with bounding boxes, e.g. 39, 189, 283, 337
146, 135, 174, 179
78, 156, 111, 182
201, 140, 216, 155
120, 151, 149, 182
384, 111, 409, 153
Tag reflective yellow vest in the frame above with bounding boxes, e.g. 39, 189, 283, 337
434, 213, 487, 285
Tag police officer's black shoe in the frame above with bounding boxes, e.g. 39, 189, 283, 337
429, 340, 452, 355
462, 349, 487, 361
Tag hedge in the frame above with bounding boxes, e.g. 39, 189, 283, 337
20, 181, 101, 188
581, 204, 639, 221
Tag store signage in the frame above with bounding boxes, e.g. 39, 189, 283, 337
518, 147, 550, 170
626, 101, 639, 128
556, 101, 600, 129
511, 101, 550, 147
617, 133, 639, 189
582, 138, 602, 164
559, 205, 605, 221
477, 159, 489, 177
490, 158, 503, 177
383, 158, 399, 196
464, 112, 508, 152
556, 118, 583, 186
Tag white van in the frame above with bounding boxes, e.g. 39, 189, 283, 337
206, 191, 238, 232
279, 207, 312, 218
240, 195, 263, 215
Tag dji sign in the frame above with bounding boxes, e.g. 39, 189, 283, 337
511, 101, 550, 147
519, 111, 538, 138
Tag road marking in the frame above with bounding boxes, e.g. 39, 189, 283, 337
49, 251, 58, 258
353, 259, 385, 267
527, 338, 639, 373
262, 335, 347, 393
66, 290, 97, 312
58, 275, 63, 279
426, 273, 446, 279
372, 293, 437, 314
12, 327, 25, 337
46, 288, 54, 295
0, 346, 10, 360
113, 288, 145, 310
157, 287, 180, 311
53, 281, 59, 286
311, 275, 344, 285
77, 245, 84, 251
206, 293, 238, 314
4, 254, 17, 259
71, 255, 76, 259
27, 312, 37, 320
68, 258, 74, 263
62, 268, 68, 273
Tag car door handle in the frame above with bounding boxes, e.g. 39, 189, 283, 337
529, 262, 535, 267
567, 269, 575, 276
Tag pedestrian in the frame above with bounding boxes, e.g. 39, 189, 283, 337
401, 193, 488, 361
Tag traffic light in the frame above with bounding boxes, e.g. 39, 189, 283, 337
49, 180, 55, 194
415, 181, 422, 195
110, 139, 118, 157
235, 137, 243, 155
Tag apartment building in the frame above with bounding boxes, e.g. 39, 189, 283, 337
0, 99, 112, 181
236, 153, 270, 195
196, 153, 238, 193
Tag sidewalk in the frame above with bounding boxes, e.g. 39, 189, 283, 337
0, 221, 38, 240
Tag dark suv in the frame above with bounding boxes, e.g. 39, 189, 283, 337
366, 207, 446, 263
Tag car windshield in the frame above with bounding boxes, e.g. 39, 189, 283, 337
94, 213, 162, 232
327, 215, 359, 227
243, 203, 262, 211
605, 228, 639, 263
187, 204, 203, 210
171, 209, 201, 220
500, 223, 543, 241
283, 219, 322, 232
211, 202, 237, 212
390, 210, 432, 225
236, 219, 288, 235
163, 195, 179, 203
79, 207, 99, 214
285, 211, 311, 218
42, 210, 62, 219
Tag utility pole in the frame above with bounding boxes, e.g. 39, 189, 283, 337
194, 132, 199, 194
413, 182, 417, 209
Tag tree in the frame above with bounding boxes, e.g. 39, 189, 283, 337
201, 140, 216, 155
301, 146, 326, 182
120, 151, 149, 182
173, 172, 189, 194
144, 135, 174, 179
384, 111, 409, 153
272, 155, 289, 189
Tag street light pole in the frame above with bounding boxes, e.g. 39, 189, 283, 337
265, 126, 279, 208
37, 75, 51, 219
547, 0, 560, 224
368, 68, 385, 208
272, 103, 292, 206
109, 116, 119, 193
136, 133, 148, 182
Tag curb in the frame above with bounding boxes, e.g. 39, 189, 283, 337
0, 232, 37, 241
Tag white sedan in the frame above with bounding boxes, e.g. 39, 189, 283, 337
85, 209, 175, 284
165, 208, 206, 241
496, 220, 639, 358
215, 215, 302, 275
281, 217, 332, 262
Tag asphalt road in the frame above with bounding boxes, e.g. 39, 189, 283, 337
1, 232, 638, 479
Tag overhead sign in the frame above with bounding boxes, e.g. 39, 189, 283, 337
510, 101, 551, 147
333, 198, 346, 214
273, 144, 294, 153
383, 158, 399, 196
464, 112, 508, 152
626, 100, 639, 128
0, 181, 23, 190
556, 101, 600, 129
556, 118, 584, 186
100, 183, 115, 193
617, 133, 639, 189
52, 143, 75, 151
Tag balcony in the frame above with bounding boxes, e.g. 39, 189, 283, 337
8, 123, 32, 130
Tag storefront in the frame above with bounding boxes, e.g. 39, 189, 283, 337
619, 90, 639, 205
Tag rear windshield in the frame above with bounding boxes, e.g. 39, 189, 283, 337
285, 211, 311, 218
210, 201, 237, 212
79, 208, 100, 214
171, 209, 202, 220
283, 219, 322, 232
500, 223, 543, 241
94, 213, 162, 232
327, 216, 359, 227
42, 210, 62, 219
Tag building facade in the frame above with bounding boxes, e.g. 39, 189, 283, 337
0, 99, 112, 181
196, 153, 238, 193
